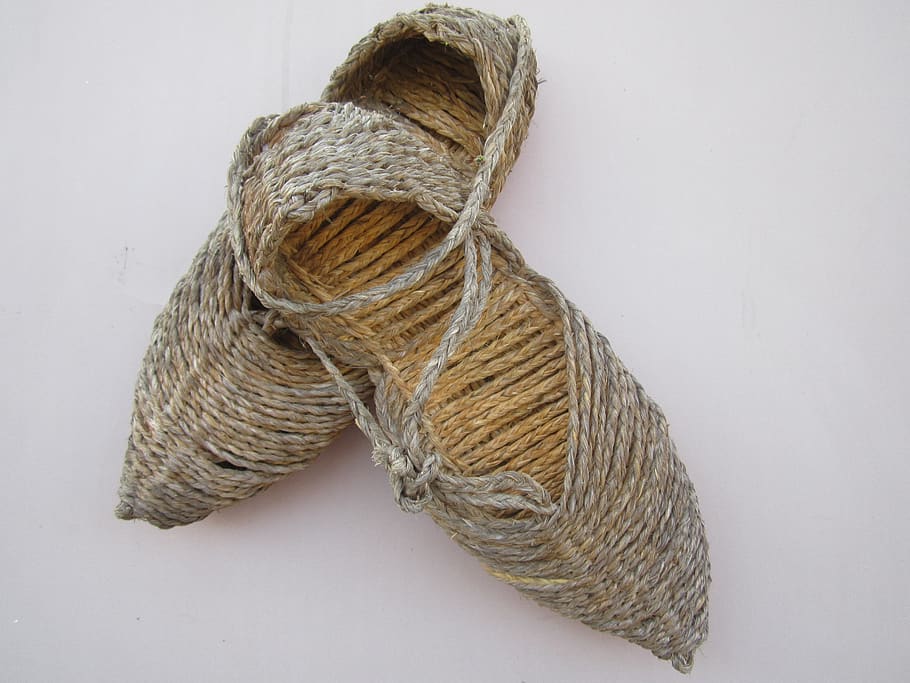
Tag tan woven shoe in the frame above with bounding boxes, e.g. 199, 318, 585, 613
228, 101, 710, 672
116, 6, 538, 528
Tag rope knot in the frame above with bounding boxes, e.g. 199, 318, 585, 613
255, 308, 291, 336
372, 440, 439, 514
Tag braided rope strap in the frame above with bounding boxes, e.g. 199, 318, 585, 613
116, 5, 538, 528
227, 101, 710, 671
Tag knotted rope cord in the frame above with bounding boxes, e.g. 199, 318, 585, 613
304, 226, 492, 512
228, 26, 530, 511
231, 141, 497, 511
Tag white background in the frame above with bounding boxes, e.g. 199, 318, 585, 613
2, 1, 908, 680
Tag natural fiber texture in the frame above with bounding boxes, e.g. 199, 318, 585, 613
116, 222, 371, 528
116, 6, 538, 527
227, 101, 710, 671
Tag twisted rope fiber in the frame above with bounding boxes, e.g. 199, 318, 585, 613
228, 96, 709, 671
116, 222, 372, 528
116, 6, 536, 528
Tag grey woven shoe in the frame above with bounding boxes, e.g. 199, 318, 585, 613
228, 101, 710, 672
117, 6, 538, 528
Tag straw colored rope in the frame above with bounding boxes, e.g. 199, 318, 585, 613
228, 100, 710, 672
116, 6, 538, 528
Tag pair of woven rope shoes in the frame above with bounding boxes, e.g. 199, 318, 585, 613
116, 6, 709, 672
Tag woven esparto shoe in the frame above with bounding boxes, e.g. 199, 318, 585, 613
228, 100, 710, 671
116, 6, 538, 528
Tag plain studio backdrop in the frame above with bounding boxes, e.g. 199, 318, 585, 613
1, 1, 908, 681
